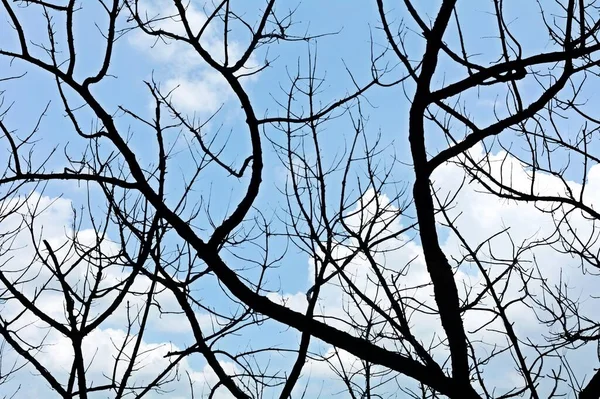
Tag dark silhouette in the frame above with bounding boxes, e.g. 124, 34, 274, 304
0, 0, 600, 398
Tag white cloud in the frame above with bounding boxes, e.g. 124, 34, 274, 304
188, 361, 240, 399
164, 74, 229, 115
0, 192, 240, 398
266, 291, 308, 314
4, 142, 599, 397
267, 143, 600, 396
127, 0, 257, 115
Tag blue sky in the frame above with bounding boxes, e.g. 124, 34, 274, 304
1, 1, 600, 398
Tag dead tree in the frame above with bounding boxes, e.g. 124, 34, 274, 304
1, 0, 600, 398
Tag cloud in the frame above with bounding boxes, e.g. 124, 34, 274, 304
267, 143, 600, 396
4, 141, 599, 397
266, 291, 308, 314
127, 0, 257, 115
163, 74, 229, 115
188, 361, 240, 399
0, 192, 238, 398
